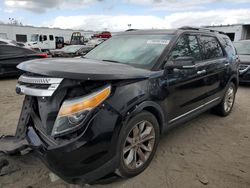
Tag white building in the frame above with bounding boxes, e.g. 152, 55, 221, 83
0, 24, 95, 43
205, 24, 250, 41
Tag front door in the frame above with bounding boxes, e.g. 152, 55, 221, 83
163, 34, 209, 124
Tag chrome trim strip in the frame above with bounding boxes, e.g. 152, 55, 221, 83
16, 84, 60, 97
169, 97, 220, 123
16, 75, 63, 97
18, 75, 63, 84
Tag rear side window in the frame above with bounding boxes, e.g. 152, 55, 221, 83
199, 36, 224, 60
221, 37, 236, 57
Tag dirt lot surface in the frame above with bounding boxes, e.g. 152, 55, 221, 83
0, 78, 250, 188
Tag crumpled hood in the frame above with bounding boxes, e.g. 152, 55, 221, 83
17, 58, 161, 80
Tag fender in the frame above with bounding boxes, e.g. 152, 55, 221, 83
128, 100, 167, 134
228, 74, 239, 90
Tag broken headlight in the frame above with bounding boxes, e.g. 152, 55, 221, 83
51, 85, 111, 137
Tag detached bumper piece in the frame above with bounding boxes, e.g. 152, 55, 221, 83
0, 96, 33, 155
0, 136, 29, 155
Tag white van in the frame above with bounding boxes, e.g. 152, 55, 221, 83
26, 34, 64, 52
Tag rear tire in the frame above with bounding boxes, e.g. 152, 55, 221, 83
213, 82, 236, 116
116, 111, 160, 178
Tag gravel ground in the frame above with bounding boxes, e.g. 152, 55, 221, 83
0, 78, 250, 188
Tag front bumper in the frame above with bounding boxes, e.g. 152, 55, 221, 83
26, 107, 121, 184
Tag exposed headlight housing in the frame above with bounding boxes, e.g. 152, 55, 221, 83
51, 85, 111, 137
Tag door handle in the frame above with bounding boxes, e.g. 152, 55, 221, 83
225, 63, 230, 66
182, 65, 196, 69
197, 70, 206, 75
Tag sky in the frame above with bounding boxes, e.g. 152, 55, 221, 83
0, 0, 250, 31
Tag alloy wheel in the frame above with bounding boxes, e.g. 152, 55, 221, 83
224, 86, 235, 113
122, 120, 155, 170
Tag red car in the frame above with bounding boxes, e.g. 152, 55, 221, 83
93, 31, 111, 38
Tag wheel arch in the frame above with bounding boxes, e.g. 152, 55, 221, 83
229, 76, 239, 90
128, 101, 166, 135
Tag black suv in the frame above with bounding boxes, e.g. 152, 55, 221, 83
10, 27, 238, 184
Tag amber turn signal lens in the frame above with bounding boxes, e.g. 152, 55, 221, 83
58, 86, 111, 117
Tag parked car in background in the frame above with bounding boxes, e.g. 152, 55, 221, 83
5, 27, 238, 185
93, 31, 112, 38
49, 45, 93, 57
0, 44, 48, 77
234, 40, 250, 83
86, 38, 105, 47
0, 38, 17, 46
1, 38, 37, 50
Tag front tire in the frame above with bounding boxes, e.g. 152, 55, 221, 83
116, 111, 160, 178
213, 82, 236, 116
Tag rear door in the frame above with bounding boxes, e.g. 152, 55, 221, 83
197, 35, 228, 103
163, 33, 209, 122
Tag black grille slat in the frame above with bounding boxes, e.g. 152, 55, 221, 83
18, 82, 51, 89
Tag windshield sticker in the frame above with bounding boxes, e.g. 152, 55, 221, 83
147, 40, 170, 45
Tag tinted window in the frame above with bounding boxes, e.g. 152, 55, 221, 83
169, 35, 201, 61
221, 37, 236, 57
49, 35, 54, 41
188, 35, 201, 61
43, 35, 47, 41
199, 36, 224, 60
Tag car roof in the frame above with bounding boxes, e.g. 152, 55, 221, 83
116, 27, 227, 37
117, 29, 178, 35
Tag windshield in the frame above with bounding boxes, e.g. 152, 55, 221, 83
31, 34, 39, 42
85, 34, 173, 69
62, 45, 83, 53
234, 41, 250, 55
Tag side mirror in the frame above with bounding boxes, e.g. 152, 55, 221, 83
165, 56, 195, 69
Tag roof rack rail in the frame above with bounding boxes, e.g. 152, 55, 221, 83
125, 29, 138, 32
179, 26, 226, 35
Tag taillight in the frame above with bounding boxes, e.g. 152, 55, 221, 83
36, 53, 48, 58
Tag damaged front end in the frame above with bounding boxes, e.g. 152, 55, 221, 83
1, 74, 115, 163
0, 56, 154, 183
0, 72, 126, 183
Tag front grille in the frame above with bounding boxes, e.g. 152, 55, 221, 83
16, 75, 63, 97
18, 82, 51, 90
19, 75, 63, 84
